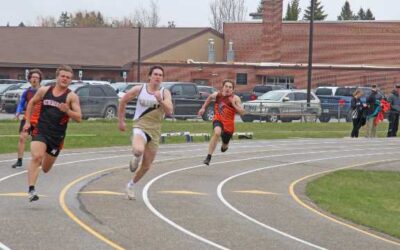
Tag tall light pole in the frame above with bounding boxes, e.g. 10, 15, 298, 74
307, 0, 315, 107
137, 24, 142, 82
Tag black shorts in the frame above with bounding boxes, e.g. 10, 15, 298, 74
32, 133, 64, 157
19, 119, 35, 135
213, 120, 233, 144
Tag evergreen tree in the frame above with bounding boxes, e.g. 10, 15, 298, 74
303, 0, 327, 21
57, 11, 71, 27
284, 0, 301, 21
250, 0, 263, 20
337, 1, 355, 20
365, 8, 375, 20
284, 3, 292, 21
18, 22, 25, 27
357, 8, 366, 20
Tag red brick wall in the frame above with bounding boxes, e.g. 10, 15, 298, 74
262, 0, 283, 62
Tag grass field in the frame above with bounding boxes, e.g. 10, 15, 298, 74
0, 119, 390, 154
306, 170, 400, 239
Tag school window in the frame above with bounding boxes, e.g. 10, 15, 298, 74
236, 73, 247, 85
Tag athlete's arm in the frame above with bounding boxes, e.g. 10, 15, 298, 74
118, 85, 142, 131
198, 92, 218, 117
61, 92, 82, 122
231, 95, 245, 116
23, 86, 48, 131
15, 89, 28, 120
155, 89, 173, 116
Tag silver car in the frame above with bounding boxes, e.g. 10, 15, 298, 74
241, 89, 321, 122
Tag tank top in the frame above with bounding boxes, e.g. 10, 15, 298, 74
23, 87, 41, 124
133, 84, 165, 137
36, 86, 71, 137
213, 92, 236, 133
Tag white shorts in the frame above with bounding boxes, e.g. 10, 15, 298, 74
132, 128, 148, 143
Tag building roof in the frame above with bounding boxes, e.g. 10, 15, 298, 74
0, 27, 221, 69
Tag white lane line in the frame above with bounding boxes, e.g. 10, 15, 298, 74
0, 242, 11, 250
142, 147, 399, 250
216, 151, 399, 249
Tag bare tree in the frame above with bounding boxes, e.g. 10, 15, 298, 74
133, 0, 160, 27
209, 0, 247, 33
36, 16, 57, 27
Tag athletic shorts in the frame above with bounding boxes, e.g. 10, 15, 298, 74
19, 119, 35, 135
32, 133, 64, 157
213, 120, 233, 145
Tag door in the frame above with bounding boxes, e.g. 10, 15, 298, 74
76, 87, 90, 117
89, 86, 106, 117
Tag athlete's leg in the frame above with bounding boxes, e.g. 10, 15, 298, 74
41, 153, 58, 173
208, 126, 222, 155
133, 145, 157, 183
129, 128, 147, 172
221, 132, 233, 152
27, 141, 46, 202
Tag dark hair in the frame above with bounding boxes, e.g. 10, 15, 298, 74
222, 79, 235, 89
28, 69, 43, 82
56, 65, 74, 77
148, 65, 164, 76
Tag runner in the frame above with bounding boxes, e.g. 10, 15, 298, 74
11, 69, 43, 168
118, 65, 173, 200
198, 79, 245, 165
24, 65, 82, 202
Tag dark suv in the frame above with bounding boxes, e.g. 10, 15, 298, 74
69, 83, 118, 119
125, 82, 213, 121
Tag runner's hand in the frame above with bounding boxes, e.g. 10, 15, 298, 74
58, 103, 70, 113
15, 113, 20, 121
198, 108, 205, 117
118, 121, 126, 132
154, 91, 162, 102
22, 121, 30, 132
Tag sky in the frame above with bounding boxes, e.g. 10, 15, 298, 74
1, 0, 399, 27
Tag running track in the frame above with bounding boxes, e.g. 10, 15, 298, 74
0, 138, 399, 249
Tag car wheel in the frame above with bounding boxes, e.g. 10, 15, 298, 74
5, 106, 16, 114
267, 109, 279, 122
103, 106, 116, 119
319, 114, 331, 123
304, 112, 318, 123
202, 106, 214, 121
241, 115, 254, 122
281, 117, 292, 123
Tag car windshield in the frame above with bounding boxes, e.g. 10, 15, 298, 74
0, 84, 13, 92
335, 88, 357, 96
258, 91, 286, 101
316, 88, 333, 96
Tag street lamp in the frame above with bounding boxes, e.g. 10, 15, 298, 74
137, 23, 142, 82
307, 0, 315, 107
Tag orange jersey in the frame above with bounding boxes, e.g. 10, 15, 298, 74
213, 92, 236, 133
25, 102, 42, 125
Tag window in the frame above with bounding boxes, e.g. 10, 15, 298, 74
193, 79, 209, 86
171, 85, 183, 96
294, 92, 308, 101
77, 87, 89, 97
182, 84, 197, 95
0, 75, 10, 79
236, 73, 248, 85
90, 87, 105, 97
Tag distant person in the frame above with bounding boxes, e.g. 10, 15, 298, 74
350, 89, 366, 138
24, 65, 82, 202
365, 84, 380, 138
11, 69, 43, 168
387, 84, 400, 137
198, 79, 245, 166
118, 66, 173, 200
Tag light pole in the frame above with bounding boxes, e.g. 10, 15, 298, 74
137, 24, 142, 82
307, 0, 315, 107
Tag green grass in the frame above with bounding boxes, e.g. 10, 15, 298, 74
306, 170, 400, 239
0, 119, 389, 154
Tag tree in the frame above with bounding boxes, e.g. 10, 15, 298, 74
133, 0, 160, 27
357, 8, 366, 20
209, 0, 247, 33
57, 11, 72, 27
36, 16, 57, 27
303, 0, 327, 21
337, 1, 356, 20
18, 22, 25, 27
250, 0, 263, 20
365, 8, 375, 20
70, 11, 109, 27
284, 0, 301, 21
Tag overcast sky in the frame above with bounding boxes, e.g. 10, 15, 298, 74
1, 0, 399, 27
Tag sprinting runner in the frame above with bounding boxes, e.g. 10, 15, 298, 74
198, 79, 245, 165
24, 65, 82, 202
118, 65, 173, 200
11, 69, 43, 168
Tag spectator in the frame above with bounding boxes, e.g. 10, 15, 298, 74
365, 84, 380, 138
387, 84, 400, 137
350, 89, 366, 138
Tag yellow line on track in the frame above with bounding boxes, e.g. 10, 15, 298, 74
289, 159, 400, 247
59, 165, 125, 250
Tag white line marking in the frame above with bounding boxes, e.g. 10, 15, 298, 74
143, 148, 399, 249
0, 242, 11, 250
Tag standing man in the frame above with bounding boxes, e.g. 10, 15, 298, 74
24, 65, 81, 202
365, 84, 380, 138
387, 84, 400, 137
198, 79, 245, 166
118, 66, 173, 200
11, 69, 43, 168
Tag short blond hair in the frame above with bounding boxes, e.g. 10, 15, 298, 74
222, 79, 235, 89
56, 65, 74, 77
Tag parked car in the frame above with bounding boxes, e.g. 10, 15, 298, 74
116, 82, 144, 99
2, 81, 55, 113
241, 89, 321, 122
0, 83, 22, 111
197, 85, 218, 99
0, 79, 26, 85
68, 83, 119, 119
125, 82, 213, 121
317, 86, 385, 123
237, 91, 253, 102
315, 86, 338, 96
250, 84, 285, 100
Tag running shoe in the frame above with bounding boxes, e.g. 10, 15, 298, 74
221, 145, 229, 152
28, 190, 39, 202
203, 157, 211, 166
126, 182, 135, 200
11, 161, 23, 168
